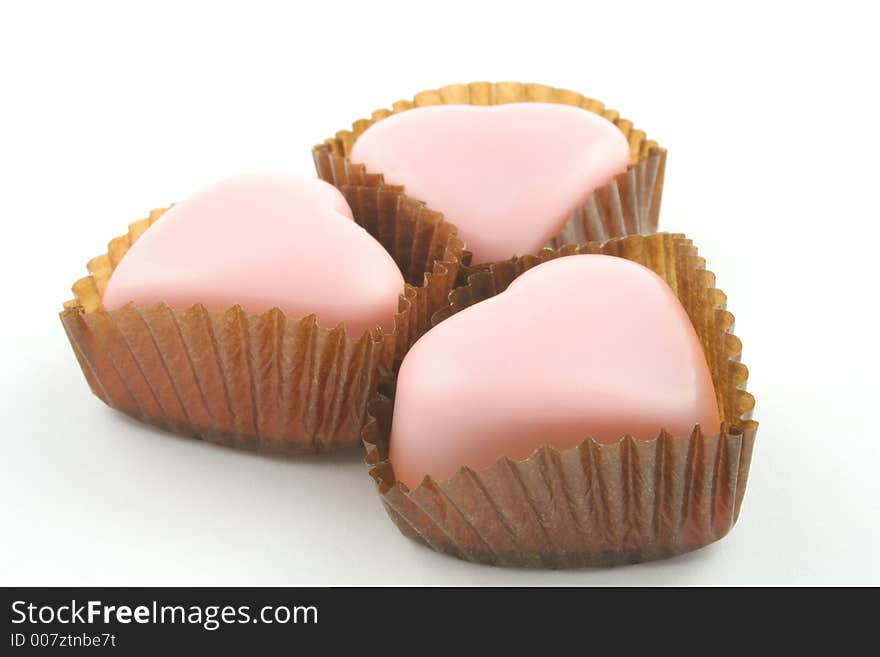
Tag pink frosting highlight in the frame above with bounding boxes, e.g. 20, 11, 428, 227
102, 175, 405, 335
350, 103, 631, 264
390, 255, 720, 490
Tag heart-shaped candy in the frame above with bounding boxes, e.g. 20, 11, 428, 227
350, 103, 630, 264
103, 175, 405, 335
390, 254, 720, 489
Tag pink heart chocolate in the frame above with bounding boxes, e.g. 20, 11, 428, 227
390, 254, 721, 489
350, 103, 631, 264
103, 174, 405, 335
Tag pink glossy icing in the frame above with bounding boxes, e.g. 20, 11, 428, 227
390, 255, 720, 489
350, 103, 631, 264
103, 175, 405, 335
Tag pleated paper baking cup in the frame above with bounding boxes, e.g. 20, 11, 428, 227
362, 233, 757, 568
60, 184, 464, 453
314, 81, 666, 266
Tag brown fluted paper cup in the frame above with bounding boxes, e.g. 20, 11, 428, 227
314, 81, 666, 270
60, 183, 464, 453
362, 233, 757, 568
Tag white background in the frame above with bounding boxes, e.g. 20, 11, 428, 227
1, 0, 878, 586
